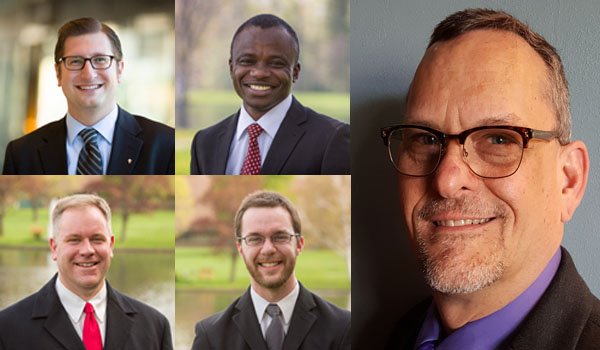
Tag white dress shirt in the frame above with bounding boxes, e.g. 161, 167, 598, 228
55, 277, 108, 346
225, 94, 292, 174
66, 105, 118, 175
251, 280, 300, 338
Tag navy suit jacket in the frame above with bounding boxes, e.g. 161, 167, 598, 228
0, 274, 172, 350
385, 248, 600, 349
192, 283, 351, 350
190, 97, 350, 175
2, 107, 174, 174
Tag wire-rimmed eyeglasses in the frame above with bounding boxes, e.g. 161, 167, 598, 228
58, 55, 115, 71
238, 233, 300, 247
380, 125, 557, 178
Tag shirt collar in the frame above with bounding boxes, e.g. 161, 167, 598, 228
415, 248, 562, 350
235, 94, 292, 141
66, 105, 118, 146
55, 276, 108, 326
251, 279, 300, 326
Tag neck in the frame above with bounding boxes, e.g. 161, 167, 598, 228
252, 276, 296, 303
59, 275, 104, 301
68, 104, 114, 127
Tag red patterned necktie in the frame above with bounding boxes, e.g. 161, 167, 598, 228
83, 302, 102, 350
240, 123, 264, 175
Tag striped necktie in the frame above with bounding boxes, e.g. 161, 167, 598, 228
76, 128, 102, 175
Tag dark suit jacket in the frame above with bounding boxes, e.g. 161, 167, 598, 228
192, 283, 351, 349
0, 274, 172, 350
386, 247, 600, 350
2, 106, 174, 174
190, 97, 350, 175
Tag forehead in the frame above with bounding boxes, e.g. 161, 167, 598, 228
57, 205, 108, 232
406, 29, 553, 130
62, 31, 114, 56
232, 26, 297, 58
241, 206, 294, 233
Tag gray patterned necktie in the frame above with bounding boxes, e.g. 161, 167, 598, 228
76, 128, 102, 175
265, 304, 284, 350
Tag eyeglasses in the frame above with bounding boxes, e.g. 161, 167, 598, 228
380, 125, 557, 178
58, 55, 115, 71
238, 233, 300, 247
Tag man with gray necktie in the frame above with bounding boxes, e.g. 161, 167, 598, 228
191, 191, 351, 350
2, 17, 174, 175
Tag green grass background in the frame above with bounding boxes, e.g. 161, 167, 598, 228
175, 246, 350, 291
0, 207, 174, 250
175, 90, 350, 174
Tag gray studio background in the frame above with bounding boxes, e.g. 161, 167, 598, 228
351, 0, 600, 348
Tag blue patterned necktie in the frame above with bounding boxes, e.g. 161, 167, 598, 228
76, 128, 102, 175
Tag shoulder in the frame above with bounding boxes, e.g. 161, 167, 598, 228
109, 287, 169, 325
192, 113, 238, 141
6, 119, 65, 149
195, 294, 242, 332
307, 289, 351, 322
294, 101, 348, 130
118, 108, 174, 139
0, 292, 38, 323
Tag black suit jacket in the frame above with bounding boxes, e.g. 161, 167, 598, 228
0, 274, 172, 350
2, 107, 174, 174
190, 97, 350, 175
192, 283, 351, 349
386, 247, 600, 349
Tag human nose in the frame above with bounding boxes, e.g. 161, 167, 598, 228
260, 236, 277, 253
79, 59, 97, 79
431, 140, 480, 198
79, 238, 95, 255
250, 63, 270, 79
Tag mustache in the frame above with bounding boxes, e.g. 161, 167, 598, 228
417, 197, 505, 221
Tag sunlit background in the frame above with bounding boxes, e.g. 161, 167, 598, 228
0, 0, 174, 170
175, 0, 350, 174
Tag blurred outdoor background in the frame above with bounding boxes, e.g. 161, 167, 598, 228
175, 175, 350, 349
0, 0, 174, 171
0, 175, 175, 339
175, 0, 350, 174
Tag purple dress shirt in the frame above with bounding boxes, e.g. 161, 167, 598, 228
414, 248, 562, 350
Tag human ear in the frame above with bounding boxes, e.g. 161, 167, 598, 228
559, 140, 589, 222
116, 60, 124, 83
293, 62, 301, 82
55, 64, 61, 86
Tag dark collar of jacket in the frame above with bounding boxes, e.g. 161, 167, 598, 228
31, 273, 139, 350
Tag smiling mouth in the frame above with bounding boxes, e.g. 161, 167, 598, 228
246, 84, 272, 91
77, 84, 102, 90
434, 218, 494, 227
75, 262, 98, 267
259, 261, 281, 268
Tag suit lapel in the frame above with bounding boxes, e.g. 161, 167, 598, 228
107, 107, 143, 174
34, 275, 85, 350
37, 118, 68, 174
104, 281, 135, 349
260, 97, 306, 174
214, 112, 238, 173
233, 288, 268, 350
283, 283, 317, 350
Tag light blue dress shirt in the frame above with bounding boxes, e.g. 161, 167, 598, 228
66, 105, 117, 175
225, 94, 292, 175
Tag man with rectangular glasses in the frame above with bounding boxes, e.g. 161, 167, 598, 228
191, 191, 350, 349
2, 17, 174, 174
382, 8, 597, 349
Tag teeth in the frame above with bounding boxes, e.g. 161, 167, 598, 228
436, 218, 492, 227
76, 262, 96, 267
79, 85, 100, 90
261, 262, 279, 267
249, 84, 271, 91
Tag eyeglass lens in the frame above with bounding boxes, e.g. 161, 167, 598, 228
388, 127, 525, 178
63, 55, 113, 70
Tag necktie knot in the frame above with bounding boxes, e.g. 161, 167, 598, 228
247, 123, 263, 139
84, 302, 94, 314
266, 303, 281, 317
79, 128, 99, 143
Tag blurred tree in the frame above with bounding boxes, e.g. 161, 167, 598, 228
85, 176, 174, 242
18, 176, 52, 222
0, 176, 24, 236
190, 176, 265, 282
291, 175, 351, 279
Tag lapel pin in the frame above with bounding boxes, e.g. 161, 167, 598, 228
127, 158, 132, 165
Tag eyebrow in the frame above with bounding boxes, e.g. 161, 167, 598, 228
403, 113, 526, 128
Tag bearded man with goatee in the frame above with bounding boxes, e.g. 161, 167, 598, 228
191, 190, 350, 350
381, 8, 599, 350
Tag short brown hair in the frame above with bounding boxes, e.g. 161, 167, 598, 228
52, 193, 112, 238
426, 8, 570, 144
54, 17, 123, 64
234, 191, 301, 239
